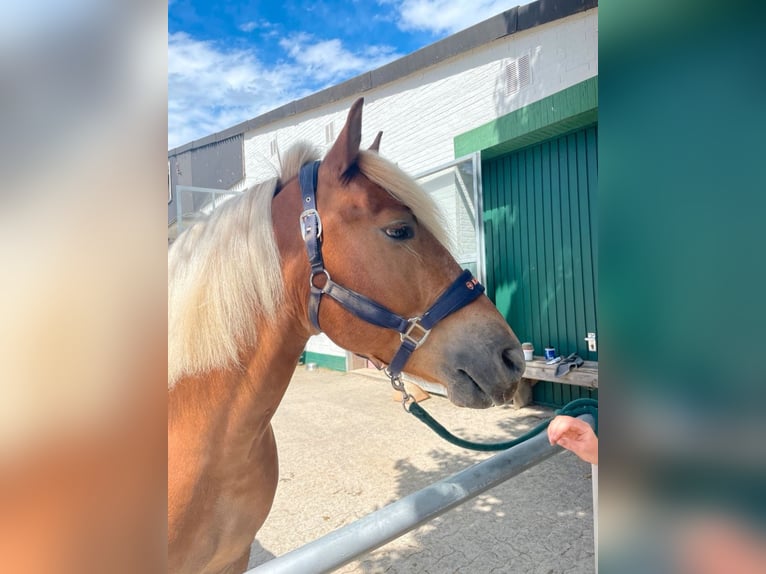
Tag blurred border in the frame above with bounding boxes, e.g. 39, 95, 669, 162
0, 2, 167, 572
600, 0, 766, 571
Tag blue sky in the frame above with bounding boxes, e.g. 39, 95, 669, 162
169, 0, 525, 150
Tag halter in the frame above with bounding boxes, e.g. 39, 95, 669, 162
298, 160, 485, 396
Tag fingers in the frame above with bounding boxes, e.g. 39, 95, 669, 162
548, 415, 591, 443
554, 435, 579, 453
547, 415, 581, 444
547, 416, 564, 444
547, 415, 598, 464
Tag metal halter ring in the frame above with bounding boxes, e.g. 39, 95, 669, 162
309, 269, 331, 291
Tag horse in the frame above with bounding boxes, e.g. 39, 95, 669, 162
168, 98, 525, 574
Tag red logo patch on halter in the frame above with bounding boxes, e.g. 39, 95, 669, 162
466, 277, 478, 290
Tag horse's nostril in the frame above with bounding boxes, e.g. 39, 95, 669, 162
502, 348, 524, 376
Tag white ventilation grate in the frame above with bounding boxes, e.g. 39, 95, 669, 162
324, 122, 334, 144
505, 54, 531, 96
269, 139, 278, 156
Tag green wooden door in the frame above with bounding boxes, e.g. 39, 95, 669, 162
482, 125, 598, 407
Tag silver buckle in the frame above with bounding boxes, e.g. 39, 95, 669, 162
300, 209, 322, 241
400, 318, 430, 349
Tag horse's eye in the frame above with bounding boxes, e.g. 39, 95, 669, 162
384, 225, 414, 240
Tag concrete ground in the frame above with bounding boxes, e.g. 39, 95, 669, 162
248, 367, 595, 573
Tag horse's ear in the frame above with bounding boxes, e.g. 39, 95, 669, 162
323, 97, 363, 181
368, 131, 382, 153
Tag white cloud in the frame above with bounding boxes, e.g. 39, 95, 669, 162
238, 19, 274, 33
168, 32, 305, 149
279, 33, 400, 83
387, 0, 522, 35
169, 31, 402, 149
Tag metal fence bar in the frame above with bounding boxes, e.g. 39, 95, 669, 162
248, 414, 595, 574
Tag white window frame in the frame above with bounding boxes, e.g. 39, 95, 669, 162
413, 152, 485, 285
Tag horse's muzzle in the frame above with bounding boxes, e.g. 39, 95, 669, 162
436, 333, 525, 409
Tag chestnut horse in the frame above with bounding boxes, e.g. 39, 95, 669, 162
168, 98, 525, 574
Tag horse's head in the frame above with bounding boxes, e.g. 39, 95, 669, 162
275, 98, 524, 408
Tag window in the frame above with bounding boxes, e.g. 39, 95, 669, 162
414, 153, 485, 283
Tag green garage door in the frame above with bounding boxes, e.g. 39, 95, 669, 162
482, 125, 598, 407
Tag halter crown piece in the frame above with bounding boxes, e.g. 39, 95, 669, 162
298, 160, 485, 383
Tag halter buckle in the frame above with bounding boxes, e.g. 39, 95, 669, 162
300, 209, 322, 241
401, 318, 430, 349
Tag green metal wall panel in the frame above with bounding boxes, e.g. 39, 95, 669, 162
303, 352, 346, 372
483, 125, 598, 407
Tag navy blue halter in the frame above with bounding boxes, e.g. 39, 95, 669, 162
298, 160, 485, 379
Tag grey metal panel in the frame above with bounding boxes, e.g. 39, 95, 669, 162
168, 136, 244, 228
168, 0, 598, 156
256, 102, 297, 128
189, 134, 243, 190
296, 74, 373, 114
175, 151, 192, 186
168, 151, 193, 225
518, 0, 596, 32
168, 156, 177, 224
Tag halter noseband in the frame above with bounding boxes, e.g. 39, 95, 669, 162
298, 160, 485, 379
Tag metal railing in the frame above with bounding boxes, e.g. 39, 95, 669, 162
174, 185, 241, 235
248, 414, 595, 574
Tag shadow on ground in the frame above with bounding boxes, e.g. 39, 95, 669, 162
348, 411, 594, 573
246, 369, 593, 573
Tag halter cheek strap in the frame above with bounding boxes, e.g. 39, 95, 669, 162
298, 161, 325, 329
297, 160, 485, 379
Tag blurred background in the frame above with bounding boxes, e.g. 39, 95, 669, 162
600, 0, 766, 571
0, 1, 166, 572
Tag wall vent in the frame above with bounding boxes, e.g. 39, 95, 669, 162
505, 54, 531, 96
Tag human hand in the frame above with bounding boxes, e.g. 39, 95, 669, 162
547, 415, 598, 465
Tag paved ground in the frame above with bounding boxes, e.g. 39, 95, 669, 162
248, 367, 595, 573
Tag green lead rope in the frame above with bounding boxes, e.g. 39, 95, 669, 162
407, 398, 598, 452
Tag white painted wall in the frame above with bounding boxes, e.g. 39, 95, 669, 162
240, 8, 597, 363
303, 333, 345, 361
242, 8, 596, 182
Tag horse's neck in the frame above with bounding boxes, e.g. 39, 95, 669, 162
169, 321, 308, 442
168, 320, 309, 573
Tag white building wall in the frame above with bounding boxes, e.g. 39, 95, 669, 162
303, 333, 344, 360
242, 8, 596, 182
240, 8, 597, 364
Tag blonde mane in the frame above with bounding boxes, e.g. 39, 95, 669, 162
168, 143, 450, 388
168, 142, 319, 387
